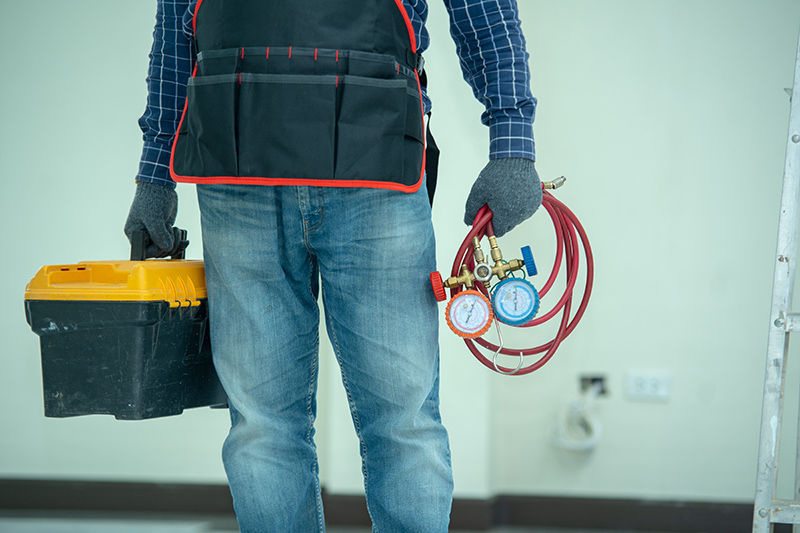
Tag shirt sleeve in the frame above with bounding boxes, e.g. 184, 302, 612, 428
443, 0, 536, 161
135, 0, 194, 188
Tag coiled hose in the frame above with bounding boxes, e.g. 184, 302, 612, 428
446, 188, 594, 375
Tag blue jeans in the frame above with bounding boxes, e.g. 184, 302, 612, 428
196, 182, 453, 532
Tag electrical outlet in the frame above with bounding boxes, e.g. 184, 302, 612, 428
625, 370, 671, 402
580, 375, 607, 396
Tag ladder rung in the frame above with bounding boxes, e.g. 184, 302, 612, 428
767, 500, 800, 523
775, 312, 800, 331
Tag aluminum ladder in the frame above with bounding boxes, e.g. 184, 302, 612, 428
753, 23, 800, 533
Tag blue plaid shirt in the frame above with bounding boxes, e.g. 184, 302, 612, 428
137, 0, 537, 187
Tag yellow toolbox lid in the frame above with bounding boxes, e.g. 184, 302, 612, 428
24, 260, 207, 307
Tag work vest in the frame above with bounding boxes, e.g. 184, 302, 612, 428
170, 0, 427, 193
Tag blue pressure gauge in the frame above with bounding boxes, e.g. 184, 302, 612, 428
492, 278, 540, 326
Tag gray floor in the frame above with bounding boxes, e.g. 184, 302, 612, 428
0, 511, 692, 533
0, 512, 686, 533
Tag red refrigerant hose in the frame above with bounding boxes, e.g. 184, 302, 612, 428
444, 189, 594, 375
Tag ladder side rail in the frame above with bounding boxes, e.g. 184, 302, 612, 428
791, 62, 800, 533
753, 23, 800, 533
787, 24, 800, 533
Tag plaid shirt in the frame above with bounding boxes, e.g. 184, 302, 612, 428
137, 0, 536, 187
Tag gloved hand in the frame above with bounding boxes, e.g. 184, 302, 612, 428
124, 181, 189, 258
464, 158, 542, 238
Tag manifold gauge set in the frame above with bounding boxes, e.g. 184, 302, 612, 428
430, 180, 594, 376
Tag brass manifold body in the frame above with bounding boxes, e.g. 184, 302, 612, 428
440, 177, 564, 292
441, 236, 524, 291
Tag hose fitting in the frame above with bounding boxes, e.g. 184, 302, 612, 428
543, 176, 567, 190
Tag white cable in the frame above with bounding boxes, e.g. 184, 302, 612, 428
550, 381, 603, 454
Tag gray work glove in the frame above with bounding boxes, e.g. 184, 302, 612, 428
464, 158, 543, 238
124, 181, 189, 258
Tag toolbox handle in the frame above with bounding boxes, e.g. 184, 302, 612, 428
130, 230, 187, 261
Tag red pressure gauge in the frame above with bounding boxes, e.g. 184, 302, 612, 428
444, 290, 493, 339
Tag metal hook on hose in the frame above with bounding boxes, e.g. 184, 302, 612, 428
491, 320, 524, 375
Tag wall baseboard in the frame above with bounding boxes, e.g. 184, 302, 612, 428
0, 479, 759, 532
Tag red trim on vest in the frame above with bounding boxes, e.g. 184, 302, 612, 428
193, 0, 203, 36
393, 0, 416, 52
171, 173, 425, 193
173, 176, 422, 193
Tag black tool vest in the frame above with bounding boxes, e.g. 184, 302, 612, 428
170, 0, 426, 192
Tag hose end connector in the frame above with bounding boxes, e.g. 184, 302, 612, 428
543, 176, 567, 190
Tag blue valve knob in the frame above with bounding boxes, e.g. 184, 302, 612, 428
521, 245, 537, 276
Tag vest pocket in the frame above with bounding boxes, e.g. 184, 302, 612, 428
174, 75, 238, 178
174, 70, 423, 187
335, 76, 409, 183
404, 88, 425, 184
238, 73, 337, 179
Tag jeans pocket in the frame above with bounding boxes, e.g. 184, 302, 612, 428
174, 74, 239, 178
335, 76, 409, 182
237, 73, 337, 179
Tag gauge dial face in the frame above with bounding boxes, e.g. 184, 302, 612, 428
492, 278, 540, 326
445, 290, 493, 338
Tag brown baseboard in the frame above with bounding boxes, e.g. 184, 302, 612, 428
320, 492, 757, 532
320, 494, 493, 530
490, 495, 755, 533
0, 479, 757, 532
0, 479, 234, 515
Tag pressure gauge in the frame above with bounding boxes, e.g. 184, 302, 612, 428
492, 278, 540, 326
445, 290, 493, 338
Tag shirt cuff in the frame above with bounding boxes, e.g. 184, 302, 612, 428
489, 117, 536, 161
135, 141, 177, 188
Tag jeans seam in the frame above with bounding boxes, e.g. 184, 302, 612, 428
308, 330, 324, 532
306, 260, 324, 532
324, 307, 371, 510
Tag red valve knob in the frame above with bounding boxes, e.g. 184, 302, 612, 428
429, 271, 447, 302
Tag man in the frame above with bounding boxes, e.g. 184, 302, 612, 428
125, 0, 540, 530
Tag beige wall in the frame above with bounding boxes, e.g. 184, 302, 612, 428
2, 0, 799, 504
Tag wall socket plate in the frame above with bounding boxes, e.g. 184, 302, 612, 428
625, 370, 672, 402
580, 375, 607, 396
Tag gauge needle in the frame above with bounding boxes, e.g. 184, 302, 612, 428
465, 302, 475, 323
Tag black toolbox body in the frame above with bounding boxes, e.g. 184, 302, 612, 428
25, 259, 227, 420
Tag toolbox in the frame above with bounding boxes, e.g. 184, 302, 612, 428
24, 233, 227, 420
